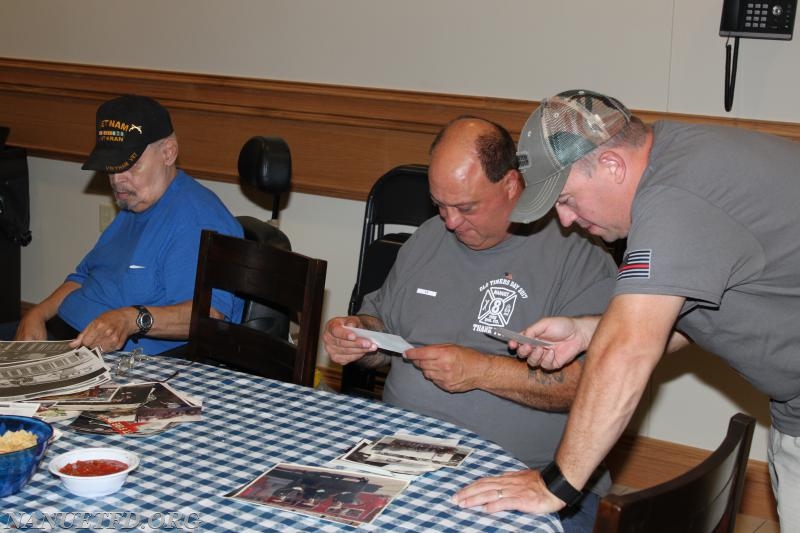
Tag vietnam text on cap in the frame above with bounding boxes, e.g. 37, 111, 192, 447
82, 94, 174, 173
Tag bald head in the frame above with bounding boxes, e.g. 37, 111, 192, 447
430, 116, 519, 183
428, 116, 523, 250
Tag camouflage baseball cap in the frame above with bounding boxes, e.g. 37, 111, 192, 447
511, 89, 631, 223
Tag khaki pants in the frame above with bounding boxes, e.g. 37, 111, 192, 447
768, 425, 800, 532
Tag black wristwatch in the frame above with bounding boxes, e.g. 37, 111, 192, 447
541, 461, 583, 507
132, 305, 154, 339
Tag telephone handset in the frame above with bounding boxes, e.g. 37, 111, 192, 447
720, 0, 797, 40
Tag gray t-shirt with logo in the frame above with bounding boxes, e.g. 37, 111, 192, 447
360, 215, 616, 493
615, 120, 800, 435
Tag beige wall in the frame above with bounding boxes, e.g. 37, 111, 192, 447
5, 0, 798, 460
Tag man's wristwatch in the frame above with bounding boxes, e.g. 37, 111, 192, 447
132, 305, 154, 339
541, 461, 583, 507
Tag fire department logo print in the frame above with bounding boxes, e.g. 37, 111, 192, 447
478, 286, 517, 327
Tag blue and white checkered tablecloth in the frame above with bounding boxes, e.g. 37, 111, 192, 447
4, 354, 563, 532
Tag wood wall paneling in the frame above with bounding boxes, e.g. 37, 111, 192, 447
0, 58, 530, 199
3, 57, 799, 200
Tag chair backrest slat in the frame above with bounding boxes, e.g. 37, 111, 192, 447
188, 230, 327, 387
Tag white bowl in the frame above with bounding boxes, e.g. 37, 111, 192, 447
48, 447, 139, 498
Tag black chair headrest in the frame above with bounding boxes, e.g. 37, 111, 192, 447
237, 136, 291, 194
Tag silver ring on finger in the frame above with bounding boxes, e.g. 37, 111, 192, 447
496, 489, 504, 500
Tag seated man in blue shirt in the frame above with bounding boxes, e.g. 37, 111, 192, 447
10, 94, 243, 354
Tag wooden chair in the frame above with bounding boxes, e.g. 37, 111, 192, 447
187, 230, 327, 387
594, 412, 756, 533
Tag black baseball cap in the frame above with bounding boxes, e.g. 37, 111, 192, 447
82, 94, 174, 173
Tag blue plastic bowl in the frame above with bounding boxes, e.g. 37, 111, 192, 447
0, 415, 54, 497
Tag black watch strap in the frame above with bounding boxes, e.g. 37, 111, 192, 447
541, 461, 583, 507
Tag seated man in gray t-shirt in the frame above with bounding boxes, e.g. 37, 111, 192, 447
324, 116, 617, 532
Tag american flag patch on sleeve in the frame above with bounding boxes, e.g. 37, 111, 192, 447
617, 249, 652, 280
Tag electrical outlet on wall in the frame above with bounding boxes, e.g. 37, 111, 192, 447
99, 204, 115, 232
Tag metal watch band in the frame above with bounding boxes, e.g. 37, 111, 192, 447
541, 461, 583, 507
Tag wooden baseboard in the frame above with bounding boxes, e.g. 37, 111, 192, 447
316, 365, 342, 391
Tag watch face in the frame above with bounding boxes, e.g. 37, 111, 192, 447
136, 307, 154, 331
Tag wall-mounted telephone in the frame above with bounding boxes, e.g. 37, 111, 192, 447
720, 0, 797, 40
719, 1, 798, 111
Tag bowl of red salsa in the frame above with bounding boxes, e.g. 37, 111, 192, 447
48, 447, 139, 498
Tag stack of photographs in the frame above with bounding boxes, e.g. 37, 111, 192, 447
37, 382, 202, 436
331, 433, 473, 479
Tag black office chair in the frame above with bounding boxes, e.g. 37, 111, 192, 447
594, 412, 756, 533
0, 127, 31, 325
236, 136, 294, 340
340, 164, 438, 399
236, 215, 292, 338
347, 164, 438, 315
187, 230, 327, 386
238, 135, 291, 222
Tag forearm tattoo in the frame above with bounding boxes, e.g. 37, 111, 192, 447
528, 367, 566, 385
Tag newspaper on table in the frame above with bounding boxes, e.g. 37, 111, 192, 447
0, 341, 201, 435
0, 401, 40, 417
0, 340, 111, 401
